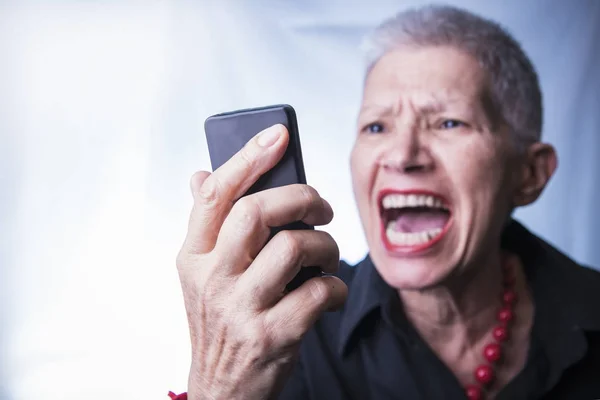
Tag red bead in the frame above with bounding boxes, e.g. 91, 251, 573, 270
483, 343, 502, 362
502, 290, 518, 305
474, 364, 495, 385
493, 325, 509, 342
497, 307, 514, 324
465, 384, 483, 400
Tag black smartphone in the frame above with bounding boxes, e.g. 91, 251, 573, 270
204, 104, 323, 291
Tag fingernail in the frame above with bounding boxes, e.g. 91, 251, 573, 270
257, 125, 282, 147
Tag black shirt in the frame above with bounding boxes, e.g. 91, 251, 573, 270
278, 220, 600, 399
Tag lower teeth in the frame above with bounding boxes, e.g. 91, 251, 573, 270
385, 225, 443, 246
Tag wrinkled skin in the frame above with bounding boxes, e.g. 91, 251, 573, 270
177, 125, 347, 399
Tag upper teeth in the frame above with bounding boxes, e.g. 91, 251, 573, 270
382, 194, 446, 210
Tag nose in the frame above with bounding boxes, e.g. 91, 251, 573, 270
379, 127, 434, 174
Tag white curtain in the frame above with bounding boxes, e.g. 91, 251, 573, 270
1, 0, 598, 398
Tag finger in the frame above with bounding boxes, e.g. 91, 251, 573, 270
214, 184, 334, 267
190, 170, 211, 197
178, 171, 211, 260
182, 124, 289, 255
238, 229, 339, 310
264, 276, 348, 346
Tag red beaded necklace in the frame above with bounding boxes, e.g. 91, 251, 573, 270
464, 254, 518, 400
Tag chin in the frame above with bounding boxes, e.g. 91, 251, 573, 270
371, 251, 452, 291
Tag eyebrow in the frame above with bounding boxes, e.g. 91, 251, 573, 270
418, 101, 448, 115
358, 104, 394, 116
359, 97, 465, 117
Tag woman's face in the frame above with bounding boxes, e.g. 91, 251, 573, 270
351, 45, 520, 290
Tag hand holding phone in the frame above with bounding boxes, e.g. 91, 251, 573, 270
204, 104, 324, 291
176, 106, 347, 399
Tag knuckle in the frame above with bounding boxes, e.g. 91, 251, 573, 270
265, 309, 302, 345
298, 184, 320, 206
297, 185, 323, 220
238, 145, 257, 170
231, 197, 261, 230
235, 275, 263, 308
246, 282, 263, 307
197, 178, 219, 205
307, 279, 331, 305
243, 320, 274, 355
278, 230, 302, 261
244, 320, 268, 341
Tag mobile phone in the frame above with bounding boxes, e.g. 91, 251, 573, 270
204, 104, 323, 291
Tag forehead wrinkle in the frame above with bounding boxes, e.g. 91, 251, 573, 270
363, 91, 470, 118
361, 71, 485, 122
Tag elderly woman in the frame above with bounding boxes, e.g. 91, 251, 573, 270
173, 5, 600, 400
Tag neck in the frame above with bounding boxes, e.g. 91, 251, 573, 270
398, 247, 505, 342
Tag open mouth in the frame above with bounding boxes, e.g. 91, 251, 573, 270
378, 189, 452, 252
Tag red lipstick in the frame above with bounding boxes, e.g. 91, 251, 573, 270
377, 188, 453, 255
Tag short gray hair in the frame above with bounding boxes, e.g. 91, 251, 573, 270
361, 5, 543, 148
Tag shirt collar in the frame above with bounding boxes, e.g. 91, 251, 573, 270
337, 219, 600, 357
502, 220, 600, 389
337, 254, 395, 356
502, 220, 600, 332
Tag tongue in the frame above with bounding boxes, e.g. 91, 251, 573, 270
394, 209, 449, 233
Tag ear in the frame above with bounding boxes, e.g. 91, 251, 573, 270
512, 143, 558, 207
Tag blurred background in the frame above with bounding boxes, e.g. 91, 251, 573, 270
0, 0, 598, 398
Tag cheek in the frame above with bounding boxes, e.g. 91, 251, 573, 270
471, 154, 510, 195
441, 139, 512, 208
462, 155, 500, 188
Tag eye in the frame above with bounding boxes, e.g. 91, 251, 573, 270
439, 119, 465, 129
363, 122, 385, 134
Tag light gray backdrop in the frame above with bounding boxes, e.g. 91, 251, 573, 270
1, 0, 598, 399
